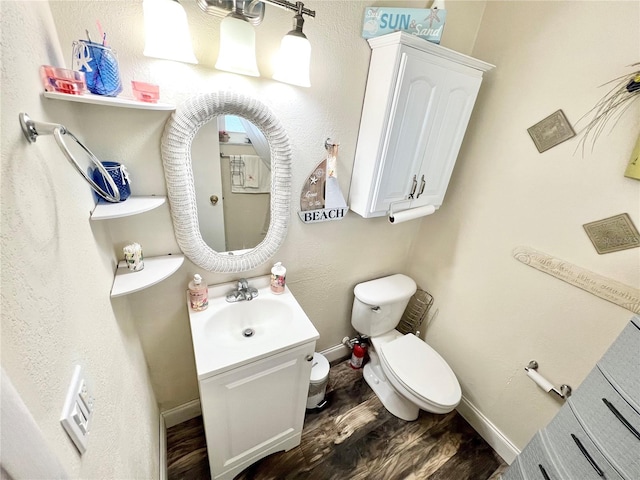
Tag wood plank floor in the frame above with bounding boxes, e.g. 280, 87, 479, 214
167, 360, 506, 480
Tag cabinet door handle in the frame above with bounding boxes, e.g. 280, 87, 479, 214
306, 355, 314, 362
416, 175, 426, 198
571, 434, 604, 477
603, 397, 640, 441
408, 175, 417, 199
538, 464, 551, 480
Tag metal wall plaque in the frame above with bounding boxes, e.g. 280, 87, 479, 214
583, 213, 640, 254
527, 109, 575, 153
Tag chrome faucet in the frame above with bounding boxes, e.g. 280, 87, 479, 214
225, 278, 258, 302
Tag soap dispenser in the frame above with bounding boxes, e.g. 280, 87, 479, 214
270, 262, 286, 294
188, 274, 208, 311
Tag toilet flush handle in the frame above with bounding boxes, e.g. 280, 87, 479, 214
371, 306, 381, 312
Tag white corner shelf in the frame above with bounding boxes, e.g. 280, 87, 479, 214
90, 196, 166, 220
43, 91, 175, 111
111, 254, 184, 298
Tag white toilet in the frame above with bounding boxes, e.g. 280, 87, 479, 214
351, 274, 461, 421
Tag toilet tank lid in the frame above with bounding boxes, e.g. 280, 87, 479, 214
354, 274, 417, 305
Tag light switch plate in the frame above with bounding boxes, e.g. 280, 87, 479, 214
60, 365, 93, 454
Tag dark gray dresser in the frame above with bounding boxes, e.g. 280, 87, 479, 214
502, 316, 640, 480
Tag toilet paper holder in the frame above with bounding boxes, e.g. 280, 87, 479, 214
525, 360, 572, 399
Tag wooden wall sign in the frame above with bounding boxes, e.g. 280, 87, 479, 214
513, 246, 640, 314
300, 159, 326, 211
298, 142, 349, 224
298, 207, 349, 223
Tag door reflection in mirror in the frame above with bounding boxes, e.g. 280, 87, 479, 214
192, 116, 271, 253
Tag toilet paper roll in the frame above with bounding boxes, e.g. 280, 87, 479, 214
389, 205, 436, 224
526, 368, 555, 393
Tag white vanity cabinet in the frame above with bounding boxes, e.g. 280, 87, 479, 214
349, 32, 494, 218
199, 342, 315, 480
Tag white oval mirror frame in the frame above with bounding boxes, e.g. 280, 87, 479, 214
161, 91, 291, 273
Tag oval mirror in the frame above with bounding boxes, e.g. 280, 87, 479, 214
162, 92, 291, 273
191, 115, 271, 253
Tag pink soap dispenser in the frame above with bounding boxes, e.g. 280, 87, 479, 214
188, 274, 208, 311
270, 262, 286, 294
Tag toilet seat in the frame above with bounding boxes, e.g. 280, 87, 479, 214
378, 333, 461, 414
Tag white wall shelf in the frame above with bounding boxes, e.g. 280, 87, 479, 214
44, 91, 181, 296
111, 254, 184, 298
90, 196, 166, 221
43, 91, 175, 111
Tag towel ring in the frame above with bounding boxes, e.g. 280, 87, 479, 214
19, 113, 120, 202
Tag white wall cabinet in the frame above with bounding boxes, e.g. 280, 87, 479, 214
199, 342, 315, 480
349, 32, 494, 218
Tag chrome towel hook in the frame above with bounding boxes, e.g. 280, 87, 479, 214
324, 137, 339, 151
18, 113, 121, 202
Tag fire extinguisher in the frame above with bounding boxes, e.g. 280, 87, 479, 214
350, 337, 368, 369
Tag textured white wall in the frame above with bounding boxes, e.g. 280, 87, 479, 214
13, 0, 627, 465
0, 2, 159, 478
45, 0, 486, 410
407, 1, 640, 450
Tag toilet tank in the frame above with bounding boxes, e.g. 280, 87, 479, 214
351, 274, 417, 337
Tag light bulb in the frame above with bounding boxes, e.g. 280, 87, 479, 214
273, 32, 311, 87
215, 14, 260, 77
143, 0, 198, 64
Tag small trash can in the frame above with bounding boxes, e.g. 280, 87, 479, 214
306, 352, 330, 409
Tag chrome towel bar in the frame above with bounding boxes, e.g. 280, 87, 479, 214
19, 113, 120, 202
525, 360, 572, 400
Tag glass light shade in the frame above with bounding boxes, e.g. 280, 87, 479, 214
273, 34, 311, 88
215, 15, 260, 77
143, 0, 198, 64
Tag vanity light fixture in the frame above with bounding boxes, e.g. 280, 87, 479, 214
198, 0, 315, 86
272, 4, 312, 87
143, 0, 198, 64
215, 5, 260, 76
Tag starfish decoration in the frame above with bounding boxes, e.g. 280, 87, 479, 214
310, 175, 318, 185
425, 9, 441, 28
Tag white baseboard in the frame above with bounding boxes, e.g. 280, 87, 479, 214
456, 395, 519, 464
319, 343, 351, 363
161, 399, 202, 429
159, 400, 202, 479
159, 414, 167, 480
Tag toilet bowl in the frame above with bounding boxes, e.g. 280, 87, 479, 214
352, 274, 461, 421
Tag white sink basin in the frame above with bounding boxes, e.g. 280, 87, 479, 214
188, 275, 319, 379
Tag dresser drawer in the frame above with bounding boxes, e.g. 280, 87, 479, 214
517, 432, 563, 480
569, 368, 640, 479
543, 406, 624, 480
598, 320, 640, 408
501, 457, 526, 480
